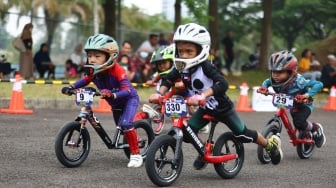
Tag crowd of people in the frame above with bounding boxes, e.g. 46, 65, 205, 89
3, 22, 336, 94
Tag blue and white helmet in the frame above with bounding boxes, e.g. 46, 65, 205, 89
84, 34, 119, 75
173, 23, 211, 71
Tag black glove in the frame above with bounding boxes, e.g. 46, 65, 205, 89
61, 86, 74, 95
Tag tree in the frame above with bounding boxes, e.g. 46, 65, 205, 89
102, 0, 116, 36
208, 0, 219, 49
260, 0, 272, 71
174, 0, 182, 30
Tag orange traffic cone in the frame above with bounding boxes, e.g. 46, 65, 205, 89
0, 74, 33, 114
235, 82, 254, 112
92, 98, 112, 113
322, 86, 336, 111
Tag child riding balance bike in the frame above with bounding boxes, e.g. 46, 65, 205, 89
257, 50, 326, 162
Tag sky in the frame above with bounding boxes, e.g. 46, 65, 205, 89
6, 0, 163, 37
123, 0, 162, 15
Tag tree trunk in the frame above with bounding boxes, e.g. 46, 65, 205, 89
174, 0, 181, 30
260, 0, 272, 71
44, 9, 60, 52
103, 0, 116, 37
208, 0, 218, 49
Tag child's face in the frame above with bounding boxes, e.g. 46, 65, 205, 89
176, 42, 198, 59
157, 60, 171, 72
120, 56, 128, 65
87, 50, 107, 65
271, 70, 290, 83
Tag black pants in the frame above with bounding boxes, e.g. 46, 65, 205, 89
290, 105, 311, 130
36, 63, 55, 79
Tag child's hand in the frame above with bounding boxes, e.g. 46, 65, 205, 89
61, 86, 74, 95
146, 80, 154, 86
174, 81, 185, 89
294, 94, 308, 104
149, 93, 162, 103
100, 89, 115, 99
257, 86, 269, 96
187, 94, 206, 106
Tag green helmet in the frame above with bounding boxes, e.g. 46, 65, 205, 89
150, 44, 174, 64
84, 34, 119, 75
150, 45, 174, 75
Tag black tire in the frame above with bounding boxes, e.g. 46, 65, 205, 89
145, 135, 183, 187
123, 120, 155, 160
55, 121, 90, 168
213, 132, 244, 179
296, 130, 315, 159
257, 123, 280, 164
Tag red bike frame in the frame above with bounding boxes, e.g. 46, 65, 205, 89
157, 95, 237, 163
272, 96, 315, 146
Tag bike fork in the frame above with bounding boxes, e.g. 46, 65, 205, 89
171, 127, 184, 169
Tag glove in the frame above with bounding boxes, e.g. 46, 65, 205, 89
61, 86, 74, 95
257, 86, 269, 96
187, 94, 206, 106
294, 94, 308, 104
149, 93, 162, 103
100, 89, 115, 99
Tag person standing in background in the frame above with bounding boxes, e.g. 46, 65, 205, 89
70, 43, 86, 75
116, 41, 137, 81
19, 23, 34, 80
221, 30, 234, 76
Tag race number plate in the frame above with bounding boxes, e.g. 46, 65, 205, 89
75, 89, 94, 106
164, 95, 187, 117
272, 93, 293, 109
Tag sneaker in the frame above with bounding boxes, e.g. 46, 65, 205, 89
313, 123, 326, 148
266, 135, 283, 165
127, 154, 143, 168
199, 125, 210, 134
142, 104, 161, 119
193, 155, 207, 170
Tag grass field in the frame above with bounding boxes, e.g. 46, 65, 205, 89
0, 70, 329, 101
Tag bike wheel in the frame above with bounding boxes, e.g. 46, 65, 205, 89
257, 123, 280, 164
213, 132, 244, 179
123, 120, 155, 159
296, 130, 315, 159
145, 135, 183, 187
55, 121, 90, 168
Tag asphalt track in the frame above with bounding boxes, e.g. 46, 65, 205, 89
0, 108, 335, 188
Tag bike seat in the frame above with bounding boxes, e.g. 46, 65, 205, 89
202, 114, 218, 122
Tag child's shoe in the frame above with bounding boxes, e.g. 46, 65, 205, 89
266, 135, 283, 165
127, 154, 143, 168
313, 123, 326, 148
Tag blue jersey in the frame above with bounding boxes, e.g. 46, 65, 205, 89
72, 63, 139, 130
72, 63, 139, 108
262, 74, 323, 110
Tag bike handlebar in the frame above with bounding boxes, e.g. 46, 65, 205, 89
150, 95, 206, 106
66, 87, 101, 97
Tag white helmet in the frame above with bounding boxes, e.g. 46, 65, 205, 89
84, 34, 119, 75
173, 23, 211, 71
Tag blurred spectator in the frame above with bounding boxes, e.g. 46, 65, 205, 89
320, 54, 336, 89
137, 33, 159, 54
0, 55, 13, 79
298, 49, 321, 80
69, 43, 86, 74
221, 30, 235, 75
18, 23, 34, 79
64, 59, 78, 79
33, 43, 56, 79
208, 47, 222, 74
158, 33, 169, 46
241, 43, 261, 71
132, 47, 152, 83
116, 40, 137, 82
